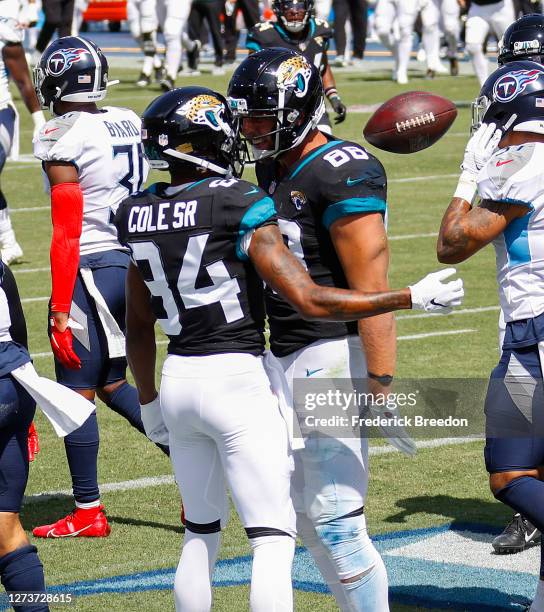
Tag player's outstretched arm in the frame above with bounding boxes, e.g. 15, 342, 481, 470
249, 225, 464, 319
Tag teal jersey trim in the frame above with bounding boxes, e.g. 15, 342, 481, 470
288, 140, 343, 179
185, 178, 211, 191
503, 207, 534, 268
246, 40, 261, 51
236, 196, 277, 261
495, 197, 533, 209
322, 197, 387, 230
309, 18, 316, 37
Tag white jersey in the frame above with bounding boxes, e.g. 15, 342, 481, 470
0, 280, 12, 341
0, 17, 23, 107
34, 107, 149, 256
477, 142, 544, 323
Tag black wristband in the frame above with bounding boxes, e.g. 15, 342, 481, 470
367, 372, 394, 385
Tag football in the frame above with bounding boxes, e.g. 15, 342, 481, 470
363, 91, 458, 154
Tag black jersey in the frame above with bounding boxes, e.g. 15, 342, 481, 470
115, 177, 277, 357
256, 138, 387, 357
246, 18, 333, 74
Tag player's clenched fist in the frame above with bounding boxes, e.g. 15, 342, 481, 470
49, 313, 81, 369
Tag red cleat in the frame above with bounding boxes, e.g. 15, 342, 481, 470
27, 422, 40, 462
32, 505, 111, 538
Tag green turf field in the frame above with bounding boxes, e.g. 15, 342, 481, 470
3, 65, 522, 611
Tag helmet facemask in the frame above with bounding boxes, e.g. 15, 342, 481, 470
274, 0, 313, 34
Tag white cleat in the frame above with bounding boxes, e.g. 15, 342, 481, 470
1, 242, 23, 265
335, 55, 347, 67
431, 62, 449, 75
396, 71, 408, 85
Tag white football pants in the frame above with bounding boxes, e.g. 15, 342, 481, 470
161, 352, 296, 612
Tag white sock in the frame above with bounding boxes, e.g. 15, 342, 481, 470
75, 499, 101, 510
467, 43, 489, 86
530, 579, 544, 612
165, 38, 182, 80
397, 35, 412, 77
249, 535, 295, 612
175, 530, 220, 612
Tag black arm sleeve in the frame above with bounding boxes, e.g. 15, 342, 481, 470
2, 265, 28, 348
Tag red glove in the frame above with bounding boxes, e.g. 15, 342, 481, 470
49, 316, 81, 369
28, 422, 40, 462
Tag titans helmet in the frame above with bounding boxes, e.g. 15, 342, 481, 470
272, 0, 314, 34
141, 86, 244, 177
33, 36, 108, 113
227, 48, 324, 161
499, 13, 544, 66
472, 60, 544, 135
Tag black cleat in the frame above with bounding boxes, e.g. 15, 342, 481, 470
492, 514, 541, 554
187, 39, 201, 72
160, 75, 175, 91
449, 56, 459, 76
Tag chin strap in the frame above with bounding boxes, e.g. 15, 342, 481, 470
164, 148, 229, 175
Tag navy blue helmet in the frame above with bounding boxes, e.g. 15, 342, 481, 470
33, 36, 108, 113
472, 61, 544, 135
227, 48, 324, 161
141, 86, 245, 177
499, 14, 544, 66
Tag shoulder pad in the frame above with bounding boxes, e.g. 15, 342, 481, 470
484, 145, 536, 193
256, 21, 275, 32
0, 17, 24, 44
34, 112, 83, 161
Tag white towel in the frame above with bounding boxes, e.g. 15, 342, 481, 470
11, 362, 95, 437
80, 268, 126, 358
263, 351, 304, 451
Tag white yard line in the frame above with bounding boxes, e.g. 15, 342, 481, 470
396, 305, 499, 320
397, 329, 476, 340
24, 437, 482, 503
21, 296, 48, 304
29, 328, 478, 360
13, 266, 50, 275
11, 206, 48, 213
389, 174, 458, 184
389, 231, 437, 240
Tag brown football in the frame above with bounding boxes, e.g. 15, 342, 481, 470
363, 91, 458, 154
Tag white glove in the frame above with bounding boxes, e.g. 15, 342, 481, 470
140, 396, 169, 445
19, 2, 39, 26
454, 122, 503, 202
32, 111, 46, 142
369, 404, 417, 456
409, 268, 464, 313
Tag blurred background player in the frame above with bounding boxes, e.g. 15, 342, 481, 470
223, 0, 260, 63
246, 0, 346, 133
0, 15, 45, 265
34, 0, 76, 57
0, 260, 48, 611
514, 0, 543, 15
438, 59, 544, 612
156, 0, 200, 88
126, 0, 162, 87
374, 0, 447, 84
31, 36, 168, 539
188, 0, 225, 75
332, 0, 368, 66
438, 0, 461, 75
228, 48, 464, 612
465, 0, 515, 86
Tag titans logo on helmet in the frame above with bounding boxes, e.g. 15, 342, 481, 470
47, 48, 91, 77
493, 69, 544, 103
177, 94, 231, 134
276, 55, 312, 98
